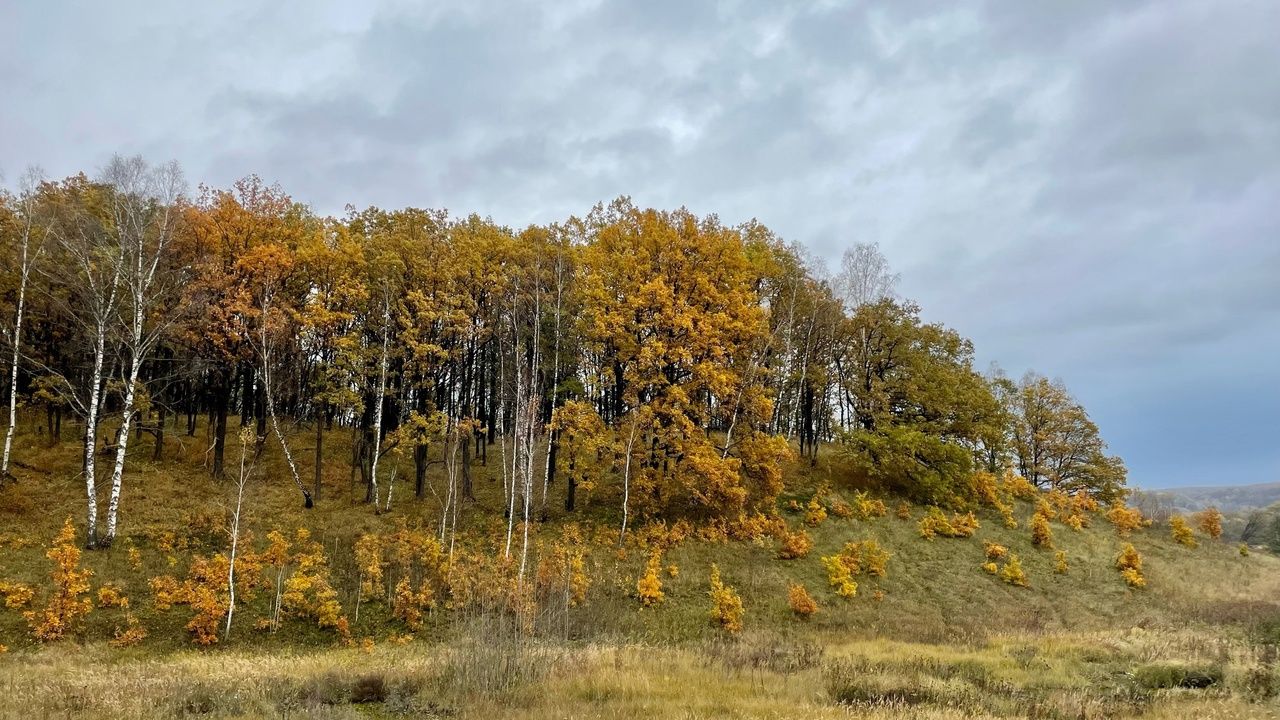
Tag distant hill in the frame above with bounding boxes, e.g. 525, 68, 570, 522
1140, 481, 1280, 513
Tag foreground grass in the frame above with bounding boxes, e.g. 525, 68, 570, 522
2, 626, 1278, 719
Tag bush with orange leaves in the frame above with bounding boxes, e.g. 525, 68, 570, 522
280, 529, 345, 632
24, 518, 93, 642
110, 613, 147, 648
788, 583, 817, 619
895, 501, 912, 521
971, 471, 1000, 506
1169, 515, 1198, 548
1196, 507, 1223, 540
983, 541, 1008, 561
776, 528, 814, 560
637, 550, 665, 607
822, 555, 858, 598
1116, 543, 1146, 588
0, 581, 34, 609
1031, 512, 1054, 549
96, 583, 129, 609
918, 507, 979, 540
1106, 503, 1148, 537
707, 564, 743, 634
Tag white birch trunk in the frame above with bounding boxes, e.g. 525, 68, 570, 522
369, 297, 390, 510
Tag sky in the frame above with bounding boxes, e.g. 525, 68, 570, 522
2, 1, 1277, 489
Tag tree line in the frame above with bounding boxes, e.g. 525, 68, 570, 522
0, 157, 1126, 548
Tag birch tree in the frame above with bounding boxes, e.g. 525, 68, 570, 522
101, 156, 185, 546
1, 169, 47, 479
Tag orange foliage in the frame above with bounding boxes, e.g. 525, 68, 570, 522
25, 519, 93, 642
707, 564, 743, 634
787, 583, 817, 619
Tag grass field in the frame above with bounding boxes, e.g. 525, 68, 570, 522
1, 413, 1278, 718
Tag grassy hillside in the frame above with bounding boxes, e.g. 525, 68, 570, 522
1, 415, 1279, 718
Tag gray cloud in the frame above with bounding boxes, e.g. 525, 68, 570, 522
3, 0, 1277, 487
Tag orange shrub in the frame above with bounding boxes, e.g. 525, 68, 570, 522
0, 581, 34, 609
776, 528, 814, 560
821, 555, 857, 598
919, 507, 979, 540
896, 501, 912, 521
1106, 504, 1147, 537
110, 613, 147, 648
96, 583, 129, 609
804, 497, 827, 527
983, 541, 1008, 561
1031, 512, 1053, 548
788, 583, 817, 619
25, 518, 93, 642
1000, 472, 1038, 501
981, 561, 998, 575
1196, 507, 1223, 540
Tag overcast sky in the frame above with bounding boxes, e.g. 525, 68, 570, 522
3, 1, 1277, 489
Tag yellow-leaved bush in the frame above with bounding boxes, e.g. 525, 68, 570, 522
1116, 543, 1145, 588
25, 518, 93, 642
1169, 515, 1197, 548
918, 507, 979, 540
707, 564, 743, 634
637, 550, 665, 607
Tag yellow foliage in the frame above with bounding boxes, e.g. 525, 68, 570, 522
787, 583, 817, 619
1239, 543, 1250, 557
1031, 512, 1053, 548
918, 507, 979, 540
707, 564, 743, 634
1054, 550, 1069, 574
637, 551, 664, 607
110, 613, 147, 648
1169, 515, 1198, 548
392, 577, 433, 631
1105, 504, 1147, 537
25, 518, 93, 642
971, 471, 1000, 506
849, 491, 888, 520
96, 584, 129, 609
1063, 513, 1086, 531
1000, 472, 1037, 501
821, 555, 858, 598
1196, 507, 1223, 540
999, 555, 1028, 587
0, 581, 35, 609
126, 545, 143, 571
895, 501, 912, 521
981, 561, 998, 575
1116, 543, 1146, 588
776, 528, 813, 560
803, 497, 827, 527
983, 541, 1008, 561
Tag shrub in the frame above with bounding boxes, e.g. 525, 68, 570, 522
1240, 543, 1250, 557
0, 581, 34, 609
1196, 507, 1223, 540
850, 491, 888, 520
110, 613, 147, 648
1001, 472, 1038, 501
821, 556, 857, 598
895, 501, 912, 521
804, 497, 827, 527
981, 561, 998, 575
1054, 550, 1069, 574
788, 583, 817, 619
636, 551, 664, 607
1106, 504, 1147, 537
1000, 555, 1028, 587
828, 499, 854, 519
96, 583, 129, 609
855, 540, 890, 578
126, 545, 143, 571
25, 518, 93, 641
776, 528, 813, 560
1116, 543, 1145, 588
919, 507, 979, 540
1169, 515, 1197, 548
1031, 512, 1053, 548
983, 541, 1008, 561
707, 564, 743, 634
